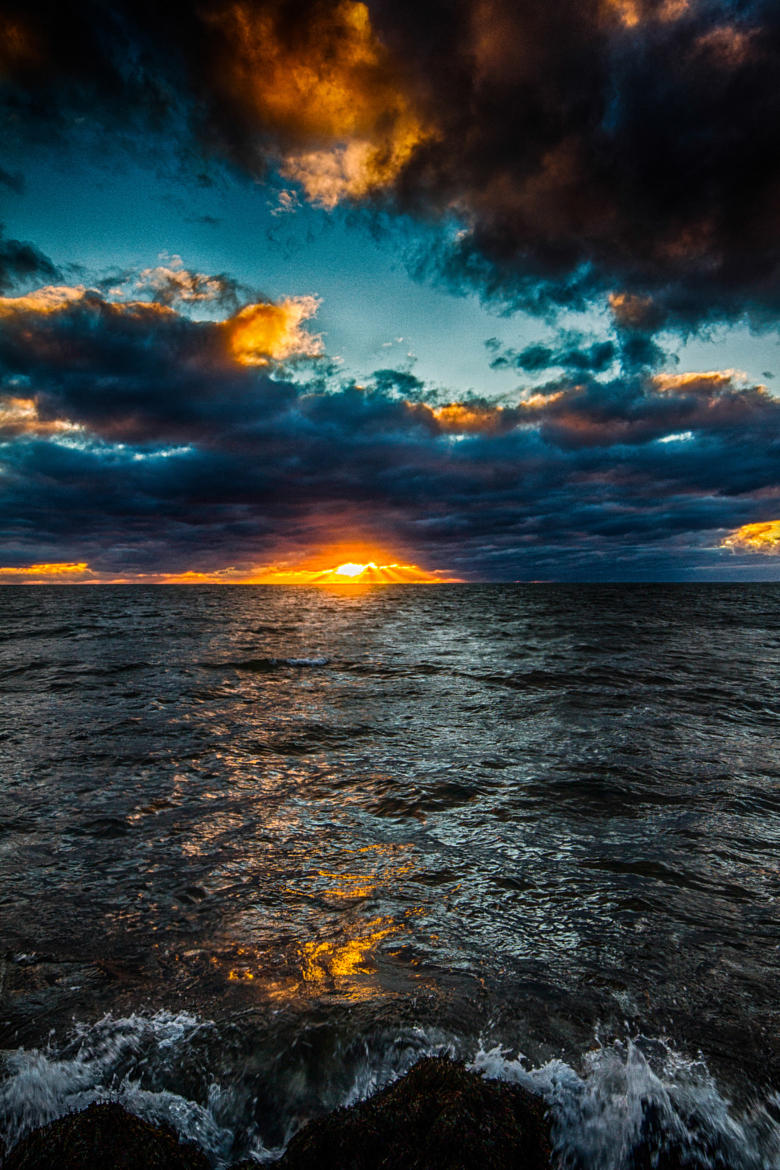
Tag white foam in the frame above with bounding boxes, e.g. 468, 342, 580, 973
0, 1011, 249, 1166
283, 657, 329, 667
471, 1036, 780, 1170
339, 1026, 458, 1110
2, 1015, 778, 1170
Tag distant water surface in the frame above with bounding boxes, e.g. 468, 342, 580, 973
0, 585, 778, 1166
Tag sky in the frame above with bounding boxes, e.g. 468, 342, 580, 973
0, 0, 779, 582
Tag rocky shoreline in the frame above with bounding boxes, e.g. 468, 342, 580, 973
0, 1055, 731, 1170
2, 1057, 549, 1170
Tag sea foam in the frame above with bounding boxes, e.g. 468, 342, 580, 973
2, 1013, 778, 1168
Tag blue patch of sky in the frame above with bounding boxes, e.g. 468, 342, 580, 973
2, 144, 778, 400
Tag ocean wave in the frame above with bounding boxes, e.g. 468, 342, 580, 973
0, 1011, 453, 1165
202, 656, 329, 673
1, 1013, 777, 1168
0, 1011, 238, 1165
472, 1037, 780, 1170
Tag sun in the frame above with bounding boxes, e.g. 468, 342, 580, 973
150, 553, 463, 585
334, 561, 374, 578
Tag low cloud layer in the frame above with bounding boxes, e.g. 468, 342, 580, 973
0, 278, 778, 579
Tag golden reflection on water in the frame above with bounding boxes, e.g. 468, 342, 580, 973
284, 849, 415, 902
313, 871, 378, 898
217, 912, 413, 1002
213, 843, 422, 1001
299, 916, 400, 999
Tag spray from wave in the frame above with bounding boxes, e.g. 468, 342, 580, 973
1, 1012, 778, 1167
472, 1038, 780, 1170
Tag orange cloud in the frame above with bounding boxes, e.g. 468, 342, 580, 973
0, 285, 86, 316
652, 369, 760, 395
425, 395, 565, 437
0, 280, 323, 369
602, 0, 689, 29
0, 285, 182, 326
0, 557, 461, 585
608, 290, 660, 330
225, 295, 322, 365
0, 396, 80, 437
216, 0, 431, 207
694, 24, 758, 68
431, 402, 508, 435
0, 17, 38, 75
519, 390, 565, 410
0, 562, 94, 582
720, 520, 780, 554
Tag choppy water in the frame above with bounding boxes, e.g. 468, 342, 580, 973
0, 585, 778, 1166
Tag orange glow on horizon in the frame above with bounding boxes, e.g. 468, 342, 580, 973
229, 559, 462, 585
0, 556, 462, 585
335, 561, 368, 577
0, 562, 93, 583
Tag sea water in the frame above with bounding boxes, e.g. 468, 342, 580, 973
0, 585, 778, 1165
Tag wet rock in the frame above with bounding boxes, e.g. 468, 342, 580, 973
1, 1058, 553, 1170
2, 1102, 210, 1170
275, 1056, 553, 1170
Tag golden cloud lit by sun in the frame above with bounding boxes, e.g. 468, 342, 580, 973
218, 0, 431, 207
0, 562, 94, 583
602, 0, 689, 29
0, 285, 87, 316
720, 520, 780, 554
0, 279, 323, 369
431, 403, 505, 435
0, 396, 81, 437
225, 295, 323, 365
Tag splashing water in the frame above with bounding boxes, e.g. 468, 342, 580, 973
472, 1037, 780, 1170
2, 1012, 778, 1168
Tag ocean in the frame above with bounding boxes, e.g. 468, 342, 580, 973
0, 584, 778, 1166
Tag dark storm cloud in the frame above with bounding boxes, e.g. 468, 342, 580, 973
3, 1, 780, 328
369, 368, 430, 400
487, 336, 617, 375
0, 226, 60, 292
386, 0, 780, 326
0, 290, 300, 444
0, 167, 24, 193
1, 287, 778, 578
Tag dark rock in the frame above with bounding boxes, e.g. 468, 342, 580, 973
1, 1058, 553, 1170
277, 1056, 553, 1170
2, 1102, 210, 1170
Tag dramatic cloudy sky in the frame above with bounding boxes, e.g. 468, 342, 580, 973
1, 0, 779, 581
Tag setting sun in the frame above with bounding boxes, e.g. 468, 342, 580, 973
334, 562, 372, 577
0, 556, 462, 585
247, 558, 462, 585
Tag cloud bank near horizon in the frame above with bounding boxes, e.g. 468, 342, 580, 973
0, 275, 778, 580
